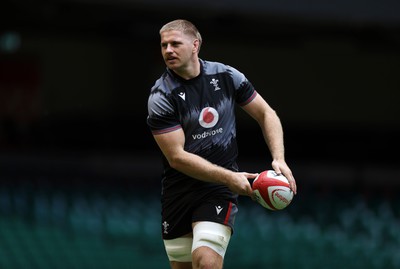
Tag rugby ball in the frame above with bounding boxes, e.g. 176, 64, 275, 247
252, 170, 293, 211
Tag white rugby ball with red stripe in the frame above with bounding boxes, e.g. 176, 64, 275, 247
252, 170, 294, 211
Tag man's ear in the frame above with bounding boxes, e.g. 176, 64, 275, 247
193, 39, 200, 54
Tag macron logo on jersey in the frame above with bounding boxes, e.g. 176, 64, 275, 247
178, 92, 185, 100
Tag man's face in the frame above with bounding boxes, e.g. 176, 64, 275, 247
160, 30, 197, 72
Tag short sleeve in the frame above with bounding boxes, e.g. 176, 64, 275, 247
147, 89, 181, 135
226, 65, 257, 106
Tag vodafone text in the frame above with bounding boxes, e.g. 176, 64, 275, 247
192, 128, 223, 140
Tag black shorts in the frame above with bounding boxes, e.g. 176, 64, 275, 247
161, 192, 238, 240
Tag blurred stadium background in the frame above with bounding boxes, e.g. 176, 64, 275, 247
1, 0, 400, 268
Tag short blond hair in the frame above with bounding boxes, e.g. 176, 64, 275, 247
160, 19, 202, 51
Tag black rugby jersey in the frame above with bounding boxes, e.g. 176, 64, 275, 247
147, 59, 257, 199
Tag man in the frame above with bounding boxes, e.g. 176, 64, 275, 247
147, 19, 297, 269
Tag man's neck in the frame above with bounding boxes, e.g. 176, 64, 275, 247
174, 59, 201, 80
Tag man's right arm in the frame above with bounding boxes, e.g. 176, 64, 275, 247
152, 128, 256, 197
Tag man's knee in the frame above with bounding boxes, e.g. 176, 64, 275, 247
192, 246, 223, 269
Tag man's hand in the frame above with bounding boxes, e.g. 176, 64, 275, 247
271, 160, 297, 195
227, 172, 259, 197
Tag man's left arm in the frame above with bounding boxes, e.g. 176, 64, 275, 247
241, 94, 297, 194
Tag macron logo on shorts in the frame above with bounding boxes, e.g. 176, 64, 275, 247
215, 206, 223, 215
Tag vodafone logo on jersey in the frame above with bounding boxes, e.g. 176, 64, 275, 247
198, 107, 219, 128
192, 107, 223, 140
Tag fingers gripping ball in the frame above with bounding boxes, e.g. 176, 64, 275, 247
252, 170, 294, 211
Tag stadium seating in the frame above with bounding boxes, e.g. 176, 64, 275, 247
0, 181, 399, 269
